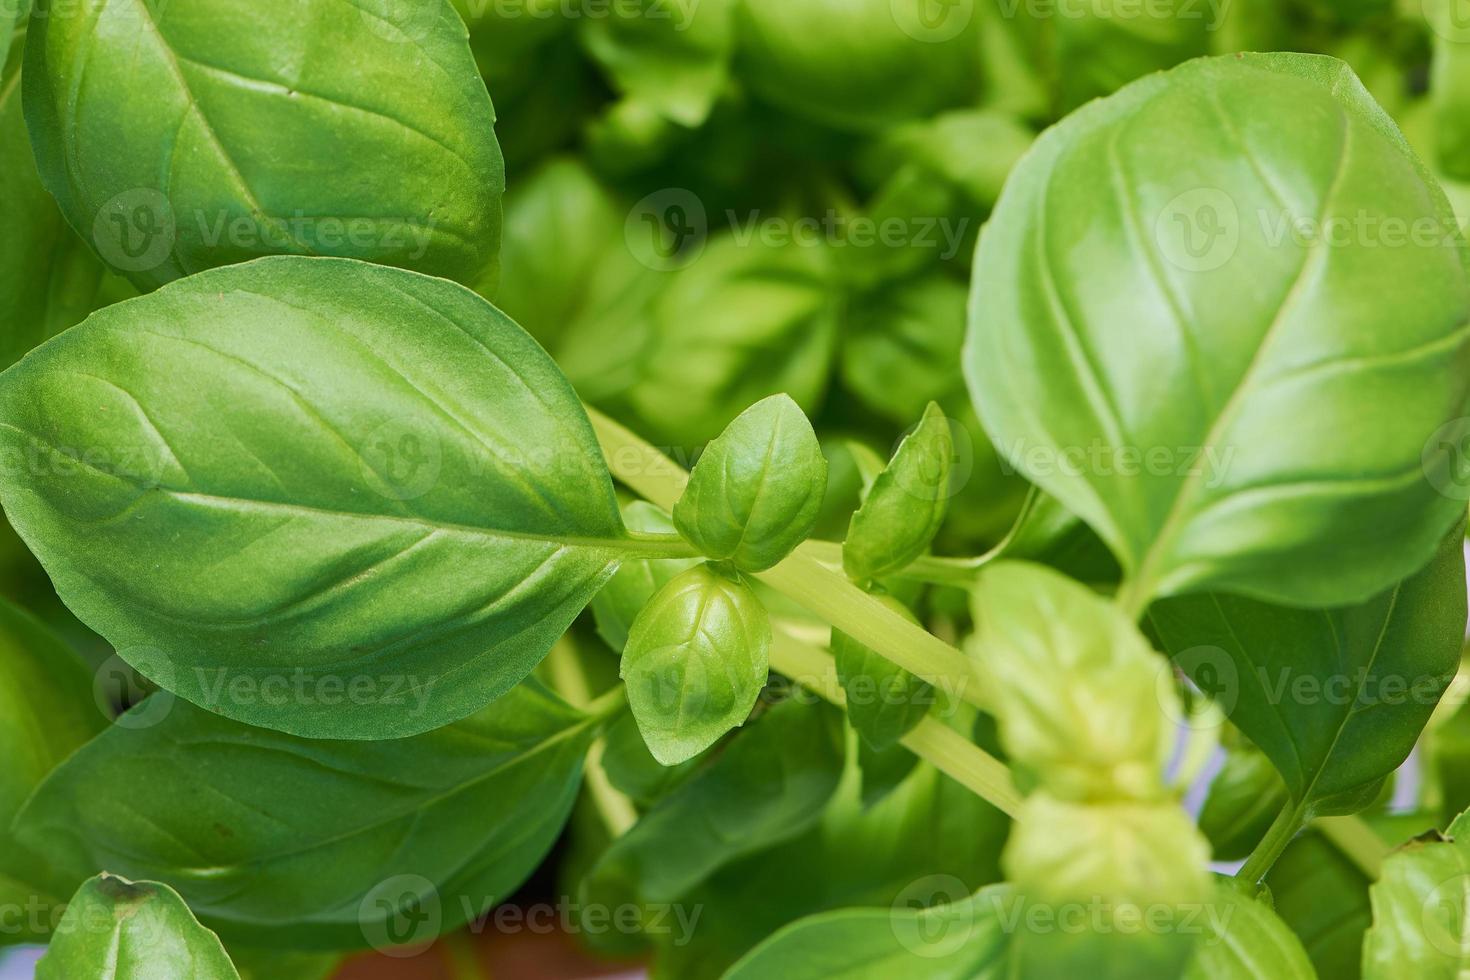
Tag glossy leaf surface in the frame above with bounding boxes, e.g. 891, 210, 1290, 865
0, 257, 629, 740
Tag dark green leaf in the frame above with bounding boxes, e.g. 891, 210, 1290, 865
38, 875, 239, 980
833, 594, 932, 750
1198, 739, 1289, 862
0, 256, 632, 739
13, 681, 596, 950
1150, 527, 1466, 817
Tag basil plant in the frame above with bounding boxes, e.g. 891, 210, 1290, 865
3, 2, 1470, 978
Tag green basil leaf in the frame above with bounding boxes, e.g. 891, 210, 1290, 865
1, 14, 113, 368
971, 562, 1179, 801
724, 885, 1012, 979
674, 395, 828, 572
833, 594, 932, 751
599, 708, 702, 807
38, 875, 239, 980
592, 501, 700, 654
585, 699, 844, 907
840, 273, 968, 425
844, 403, 954, 583
1433, 8, 1470, 182
0, 256, 633, 739
1198, 739, 1289, 862
1182, 880, 1316, 980
1149, 525, 1466, 817
580, 0, 734, 128
494, 158, 623, 351
14, 681, 595, 950
621, 563, 771, 766
25, 0, 503, 290
1266, 827, 1373, 980
1362, 807, 1470, 979
733, 0, 979, 132
1003, 793, 1211, 980
966, 53, 1470, 608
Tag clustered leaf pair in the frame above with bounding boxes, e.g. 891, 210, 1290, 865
4, 0, 1470, 979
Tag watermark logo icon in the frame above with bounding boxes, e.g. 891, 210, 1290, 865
627, 188, 707, 271
1420, 875, 1470, 957
93, 189, 175, 275
892, 0, 974, 42
360, 875, 442, 956
360, 417, 443, 501
1158, 645, 1238, 730
1156, 188, 1239, 273
891, 875, 975, 958
94, 648, 176, 730
1423, 417, 1470, 501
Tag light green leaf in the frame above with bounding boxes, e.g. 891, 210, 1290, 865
38, 875, 239, 980
592, 501, 700, 654
1149, 526, 1466, 817
966, 53, 1470, 608
1363, 807, 1470, 979
674, 394, 828, 572
970, 562, 1179, 801
25, 0, 503, 290
1003, 793, 1211, 980
833, 595, 932, 750
0, 257, 638, 740
621, 563, 771, 765
844, 403, 954, 583
585, 699, 844, 907
723, 885, 1012, 979
1182, 881, 1317, 980
580, 0, 734, 127
14, 681, 595, 950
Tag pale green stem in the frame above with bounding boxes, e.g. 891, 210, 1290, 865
770, 627, 1022, 817
1237, 803, 1305, 884
586, 407, 989, 712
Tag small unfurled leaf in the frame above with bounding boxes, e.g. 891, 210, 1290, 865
14, 682, 595, 950
1150, 525, 1466, 817
1363, 806, 1470, 980
1003, 793, 1212, 980
970, 562, 1178, 801
38, 875, 239, 980
832, 594, 932, 750
674, 394, 828, 572
0, 256, 632, 740
592, 501, 700, 653
621, 562, 771, 765
585, 699, 844, 906
843, 403, 954, 583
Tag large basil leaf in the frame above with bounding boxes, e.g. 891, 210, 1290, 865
25, 0, 503, 290
966, 53, 1470, 608
724, 885, 1012, 979
13, 681, 596, 950
1150, 527, 1466, 818
38, 875, 239, 980
1362, 806, 1470, 979
0, 12, 112, 367
0, 256, 632, 739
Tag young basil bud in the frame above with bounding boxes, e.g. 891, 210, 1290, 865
674, 395, 828, 572
843, 403, 954, 585
620, 562, 771, 766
